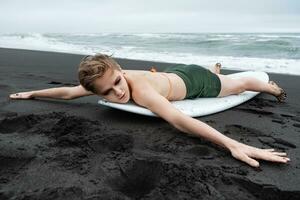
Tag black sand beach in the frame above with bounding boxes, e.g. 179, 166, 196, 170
0, 47, 299, 200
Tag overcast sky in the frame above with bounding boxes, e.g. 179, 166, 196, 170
0, 0, 299, 33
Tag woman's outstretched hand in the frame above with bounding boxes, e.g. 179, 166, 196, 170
9, 92, 34, 100
228, 142, 290, 167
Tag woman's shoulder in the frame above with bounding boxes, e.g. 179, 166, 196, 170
128, 74, 151, 92
126, 74, 155, 103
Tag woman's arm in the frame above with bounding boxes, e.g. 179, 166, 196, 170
167, 112, 289, 167
9, 85, 94, 100
133, 83, 290, 167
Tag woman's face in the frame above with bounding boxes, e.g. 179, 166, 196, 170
93, 68, 130, 103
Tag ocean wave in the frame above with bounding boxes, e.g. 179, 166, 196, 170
112, 51, 300, 75
0, 33, 91, 54
0, 32, 299, 75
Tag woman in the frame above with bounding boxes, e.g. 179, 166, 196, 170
10, 54, 288, 167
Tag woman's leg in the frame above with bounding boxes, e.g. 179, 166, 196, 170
216, 74, 287, 102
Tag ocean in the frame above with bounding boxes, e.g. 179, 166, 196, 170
0, 32, 300, 75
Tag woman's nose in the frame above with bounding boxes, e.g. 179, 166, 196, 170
114, 87, 123, 97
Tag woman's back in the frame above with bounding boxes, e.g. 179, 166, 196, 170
123, 68, 187, 101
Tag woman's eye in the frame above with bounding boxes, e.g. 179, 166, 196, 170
102, 78, 120, 96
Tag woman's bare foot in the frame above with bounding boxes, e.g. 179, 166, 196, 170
269, 81, 287, 102
210, 63, 221, 74
9, 92, 34, 100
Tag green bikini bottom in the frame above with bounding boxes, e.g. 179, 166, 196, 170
163, 64, 221, 99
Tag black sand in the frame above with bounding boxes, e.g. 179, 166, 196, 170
0, 48, 299, 200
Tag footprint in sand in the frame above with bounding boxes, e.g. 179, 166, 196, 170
225, 124, 296, 150
0, 114, 43, 134
106, 159, 163, 199
88, 133, 134, 153
182, 145, 216, 159
225, 124, 267, 137
0, 133, 38, 185
258, 136, 296, 150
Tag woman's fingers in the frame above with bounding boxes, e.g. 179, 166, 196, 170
264, 148, 275, 152
9, 93, 19, 99
231, 144, 290, 167
252, 149, 290, 163
244, 155, 260, 167
9, 92, 32, 99
233, 151, 260, 167
269, 155, 289, 163
272, 152, 287, 157
10, 93, 23, 99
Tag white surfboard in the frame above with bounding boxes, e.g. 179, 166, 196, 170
98, 71, 269, 117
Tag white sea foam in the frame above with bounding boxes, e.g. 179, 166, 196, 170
0, 33, 299, 75
257, 34, 300, 38
132, 33, 200, 40
0, 33, 90, 55
112, 51, 300, 75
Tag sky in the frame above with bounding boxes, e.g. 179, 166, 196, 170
0, 0, 300, 33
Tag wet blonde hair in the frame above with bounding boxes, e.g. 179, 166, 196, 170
78, 53, 121, 93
